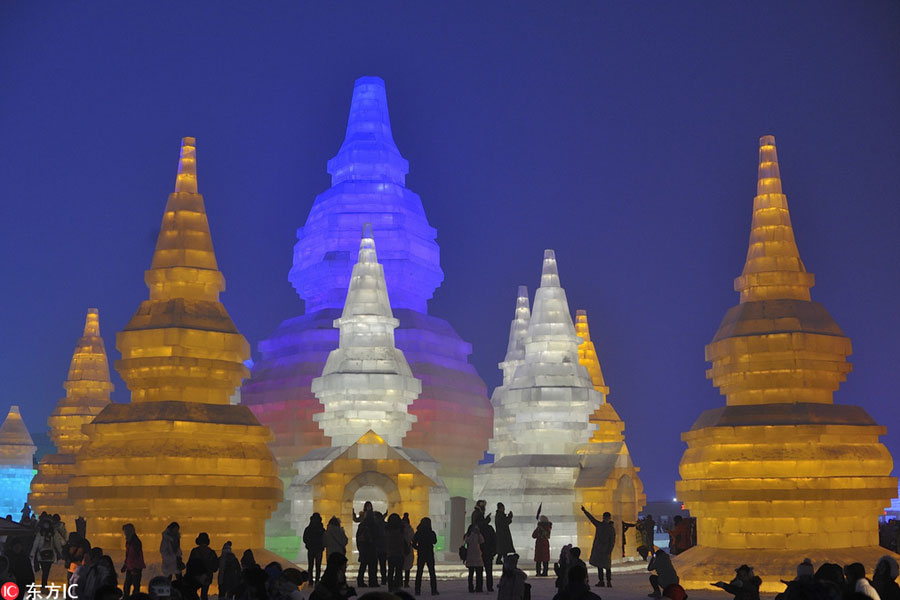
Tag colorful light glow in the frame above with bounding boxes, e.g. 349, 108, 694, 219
242, 77, 492, 555
0, 406, 36, 518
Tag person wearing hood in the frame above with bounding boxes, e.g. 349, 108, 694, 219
122, 523, 146, 600
712, 564, 762, 600
845, 562, 880, 600
874, 556, 900, 600
185, 533, 218, 600
217, 542, 241, 600
581, 507, 615, 588
497, 553, 529, 600
495, 504, 515, 564
303, 513, 326, 585
272, 567, 308, 600
532, 516, 552, 577
413, 517, 438, 596
160, 523, 183, 581
551, 563, 600, 600
324, 517, 348, 558
648, 550, 679, 598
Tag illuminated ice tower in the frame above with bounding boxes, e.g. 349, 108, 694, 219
29, 309, 112, 523
0, 406, 36, 517
475, 251, 644, 558
288, 228, 448, 548
69, 138, 282, 551
674, 136, 898, 591
243, 76, 491, 554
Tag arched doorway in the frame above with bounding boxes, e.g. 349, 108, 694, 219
342, 471, 402, 560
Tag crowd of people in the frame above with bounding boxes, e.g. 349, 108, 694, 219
3, 502, 900, 600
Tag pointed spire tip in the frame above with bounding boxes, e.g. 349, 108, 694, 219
175, 136, 198, 194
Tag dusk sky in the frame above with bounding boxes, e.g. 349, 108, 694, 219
1, 2, 898, 501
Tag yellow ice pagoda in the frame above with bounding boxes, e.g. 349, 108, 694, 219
674, 135, 898, 591
29, 309, 112, 523
68, 138, 282, 551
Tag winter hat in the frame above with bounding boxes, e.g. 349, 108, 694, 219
222, 541, 233, 553
195, 532, 210, 546
662, 583, 688, 600
877, 555, 899, 580
797, 558, 815, 579
539, 515, 549, 523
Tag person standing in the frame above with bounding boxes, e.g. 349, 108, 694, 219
30, 520, 59, 593
412, 518, 438, 596
464, 524, 485, 593
353, 502, 377, 587
479, 517, 497, 592
324, 516, 348, 558
121, 523, 146, 600
471, 500, 490, 527
217, 542, 241, 600
63, 532, 90, 586
497, 553, 528, 600
159, 522, 183, 581
581, 507, 615, 588
6, 538, 34, 600
185, 532, 218, 600
384, 514, 405, 591
532, 516, 552, 577
401, 514, 415, 587
495, 503, 515, 564
303, 513, 326, 585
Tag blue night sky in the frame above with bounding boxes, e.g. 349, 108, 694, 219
1, 2, 898, 501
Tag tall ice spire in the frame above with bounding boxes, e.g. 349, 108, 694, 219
69, 137, 281, 551
312, 226, 421, 447
734, 135, 814, 303
499, 286, 530, 385
0, 406, 36, 517
575, 310, 608, 395
30, 309, 113, 519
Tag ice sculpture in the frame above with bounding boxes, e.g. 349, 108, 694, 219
673, 136, 898, 591
0, 406, 36, 518
68, 138, 282, 551
475, 251, 644, 559
288, 228, 448, 555
242, 76, 490, 555
29, 309, 112, 523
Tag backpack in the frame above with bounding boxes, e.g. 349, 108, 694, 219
458, 545, 467, 562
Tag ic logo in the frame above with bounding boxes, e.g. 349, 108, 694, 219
0, 582, 18, 600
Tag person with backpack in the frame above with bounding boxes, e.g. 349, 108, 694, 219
30, 519, 60, 594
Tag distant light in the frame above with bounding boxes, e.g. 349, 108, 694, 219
672, 497, 677, 502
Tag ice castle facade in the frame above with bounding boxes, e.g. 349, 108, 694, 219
242, 77, 491, 555
287, 228, 448, 554
0, 406, 36, 517
475, 251, 644, 558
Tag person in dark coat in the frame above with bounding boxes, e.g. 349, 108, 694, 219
552, 563, 601, 600
6, 538, 34, 600
412, 517, 438, 596
217, 542, 241, 600
873, 555, 900, 600
384, 514, 405, 591
581, 507, 615, 588
648, 550, 679, 598
184, 533, 218, 600
494, 503, 515, 564
712, 564, 761, 600
372, 512, 387, 585
479, 518, 497, 592
532, 516, 552, 577
303, 513, 326, 585
471, 500, 490, 528
310, 553, 355, 600
122, 523, 146, 600
353, 502, 377, 588
62, 532, 90, 586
